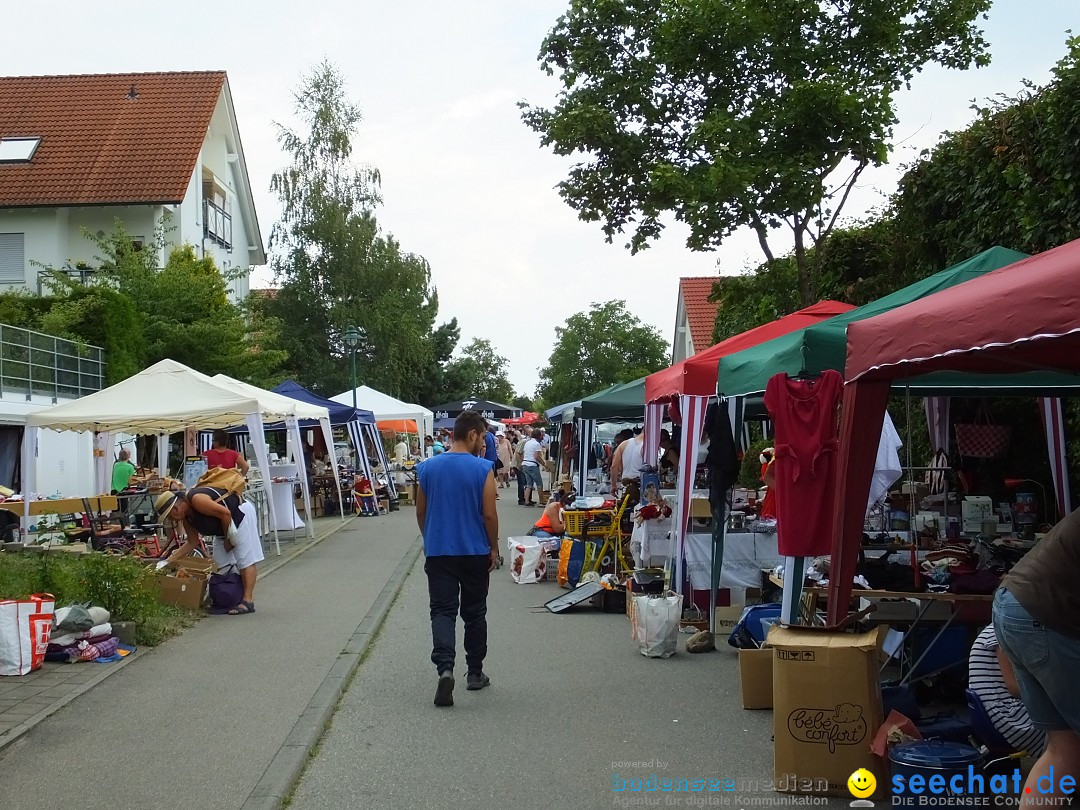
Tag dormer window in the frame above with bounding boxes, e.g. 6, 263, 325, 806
0, 137, 41, 163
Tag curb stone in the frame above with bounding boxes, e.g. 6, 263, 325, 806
240, 533, 423, 810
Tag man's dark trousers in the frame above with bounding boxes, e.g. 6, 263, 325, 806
515, 465, 526, 504
425, 554, 490, 675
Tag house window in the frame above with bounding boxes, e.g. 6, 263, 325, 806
0, 137, 41, 163
0, 234, 25, 283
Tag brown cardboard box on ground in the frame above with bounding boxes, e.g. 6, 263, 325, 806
714, 605, 746, 634
767, 624, 887, 798
156, 571, 208, 610
739, 647, 774, 709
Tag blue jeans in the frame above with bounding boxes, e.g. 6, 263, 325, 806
993, 588, 1080, 732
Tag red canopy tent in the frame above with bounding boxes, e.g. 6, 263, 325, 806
502, 412, 541, 426
827, 238, 1080, 624
645, 300, 856, 404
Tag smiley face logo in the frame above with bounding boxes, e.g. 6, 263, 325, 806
847, 768, 876, 799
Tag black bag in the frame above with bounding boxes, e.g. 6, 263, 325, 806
494, 459, 504, 471
208, 565, 243, 612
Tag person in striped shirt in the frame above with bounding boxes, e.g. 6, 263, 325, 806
968, 624, 1046, 757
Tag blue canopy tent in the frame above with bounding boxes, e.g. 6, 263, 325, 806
271, 380, 396, 503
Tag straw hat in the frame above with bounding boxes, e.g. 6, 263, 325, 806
154, 491, 182, 522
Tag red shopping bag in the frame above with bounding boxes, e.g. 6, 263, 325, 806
0, 593, 55, 676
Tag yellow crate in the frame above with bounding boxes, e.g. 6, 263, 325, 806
563, 509, 614, 538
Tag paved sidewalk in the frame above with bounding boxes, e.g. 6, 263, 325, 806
288, 498, 849, 810
0, 514, 350, 747
0, 508, 420, 809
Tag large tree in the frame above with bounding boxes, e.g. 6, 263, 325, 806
521, 0, 991, 305
258, 61, 453, 399
442, 338, 515, 405
538, 300, 667, 404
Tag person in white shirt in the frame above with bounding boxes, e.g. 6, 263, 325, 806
394, 439, 410, 465
520, 434, 545, 507
610, 428, 645, 498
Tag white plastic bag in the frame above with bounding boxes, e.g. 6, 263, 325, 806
631, 592, 682, 658
506, 537, 547, 584
0, 593, 55, 676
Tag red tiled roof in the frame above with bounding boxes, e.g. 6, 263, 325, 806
0, 71, 226, 207
679, 276, 722, 352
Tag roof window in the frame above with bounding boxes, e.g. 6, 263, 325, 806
0, 137, 42, 163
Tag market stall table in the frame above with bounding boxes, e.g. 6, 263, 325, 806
267, 463, 304, 531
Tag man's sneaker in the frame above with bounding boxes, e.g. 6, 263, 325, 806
434, 672, 454, 707
466, 671, 491, 691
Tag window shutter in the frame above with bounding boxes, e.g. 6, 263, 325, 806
0, 234, 25, 283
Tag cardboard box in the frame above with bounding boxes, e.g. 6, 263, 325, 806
739, 648, 774, 709
768, 625, 887, 797
156, 571, 208, 610
690, 497, 712, 519
714, 604, 747, 634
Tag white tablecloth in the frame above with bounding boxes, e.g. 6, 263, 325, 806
719, 531, 782, 590
268, 463, 305, 531
631, 517, 671, 567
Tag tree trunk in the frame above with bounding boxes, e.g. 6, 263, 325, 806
792, 219, 813, 307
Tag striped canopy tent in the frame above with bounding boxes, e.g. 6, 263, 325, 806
829, 238, 1080, 624
640, 301, 856, 615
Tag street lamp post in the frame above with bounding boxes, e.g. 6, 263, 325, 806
344, 325, 361, 410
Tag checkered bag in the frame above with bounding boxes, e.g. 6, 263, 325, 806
954, 401, 1010, 459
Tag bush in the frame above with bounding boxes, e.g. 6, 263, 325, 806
0, 551, 200, 646
738, 439, 772, 490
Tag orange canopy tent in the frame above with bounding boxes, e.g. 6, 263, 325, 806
377, 419, 419, 434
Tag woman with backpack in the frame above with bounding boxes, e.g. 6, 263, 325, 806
155, 480, 262, 615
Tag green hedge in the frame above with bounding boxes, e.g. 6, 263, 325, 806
0, 552, 199, 646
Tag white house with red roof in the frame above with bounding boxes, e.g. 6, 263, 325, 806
671, 277, 722, 363
0, 71, 264, 302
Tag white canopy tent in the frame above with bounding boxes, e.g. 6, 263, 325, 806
330, 385, 434, 441
212, 374, 347, 532
24, 359, 282, 553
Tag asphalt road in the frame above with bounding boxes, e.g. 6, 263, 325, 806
289, 496, 848, 810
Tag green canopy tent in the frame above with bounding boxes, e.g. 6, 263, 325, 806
577, 377, 647, 421
564, 378, 647, 495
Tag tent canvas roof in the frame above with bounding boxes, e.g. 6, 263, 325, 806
429, 399, 519, 419
26, 359, 262, 433
646, 300, 855, 403
579, 378, 646, 421
273, 380, 375, 426
848, 238, 1080, 381
331, 385, 432, 422
212, 374, 328, 422
715, 246, 1080, 396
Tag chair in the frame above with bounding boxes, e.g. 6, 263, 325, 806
965, 689, 1027, 759
583, 493, 635, 577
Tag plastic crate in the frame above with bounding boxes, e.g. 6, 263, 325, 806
563, 509, 614, 538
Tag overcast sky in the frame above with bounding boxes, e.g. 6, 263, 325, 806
3, 1, 1076, 396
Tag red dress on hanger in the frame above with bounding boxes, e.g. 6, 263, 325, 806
763, 369, 843, 557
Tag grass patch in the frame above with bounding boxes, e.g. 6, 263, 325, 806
0, 550, 201, 646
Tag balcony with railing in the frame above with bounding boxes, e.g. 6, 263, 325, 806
0, 323, 105, 402
204, 199, 232, 250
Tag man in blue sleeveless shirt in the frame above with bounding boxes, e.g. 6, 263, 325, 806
416, 410, 499, 707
